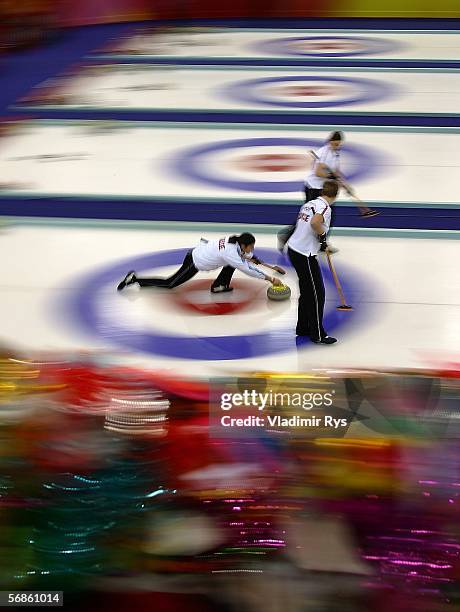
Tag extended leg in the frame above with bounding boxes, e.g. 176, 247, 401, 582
117, 251, 198, 291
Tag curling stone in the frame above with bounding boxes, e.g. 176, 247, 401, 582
267, 284, 291, 301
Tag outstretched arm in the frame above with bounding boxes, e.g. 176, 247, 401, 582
223, 249, 281, 284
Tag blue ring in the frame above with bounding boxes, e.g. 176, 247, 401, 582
69, 247, 374, 361
170, 137, 381, 193
220, 75, 396, 109
254, 35, 403, 58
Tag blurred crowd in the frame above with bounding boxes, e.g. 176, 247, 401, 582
1, 346, 460, 611
0, 0, 65, 51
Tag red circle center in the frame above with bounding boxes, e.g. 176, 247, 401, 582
171, 279, 258, 315
233, 153, 305, 173
275, 85, 339, 97
298, 42, 360, 51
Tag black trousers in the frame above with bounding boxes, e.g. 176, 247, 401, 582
136, 250, 199, 288
304, 185, 322, 203
136, 251, 236, 290
288, 247, 326, 341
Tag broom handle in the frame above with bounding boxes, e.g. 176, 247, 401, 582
325, 249, 348, 307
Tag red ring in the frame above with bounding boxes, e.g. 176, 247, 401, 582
172, 279, 259, 316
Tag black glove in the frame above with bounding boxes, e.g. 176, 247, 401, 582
251, 256, 262, 265
318, 232, 328, 251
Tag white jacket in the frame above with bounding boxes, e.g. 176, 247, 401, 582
192, 237, 265, 280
